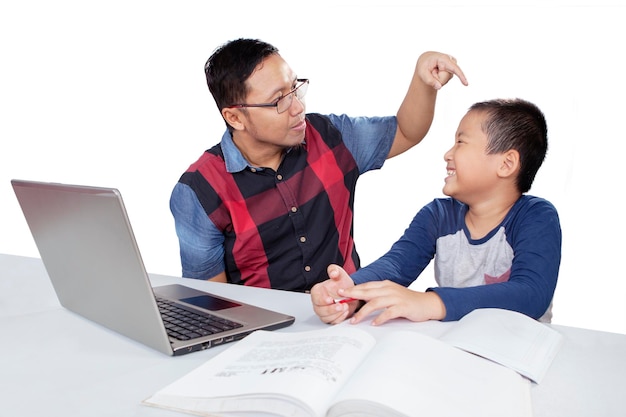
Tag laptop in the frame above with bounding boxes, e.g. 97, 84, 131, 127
11, 179, 295, 356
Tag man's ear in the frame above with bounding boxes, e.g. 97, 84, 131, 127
221, 108, 245, 131
498, 149, 520, 179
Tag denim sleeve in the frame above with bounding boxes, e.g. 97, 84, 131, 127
327, 114, 397, 174
169, 182, 225, 279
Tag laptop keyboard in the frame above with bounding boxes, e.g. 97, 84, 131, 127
156, 297, 244, 341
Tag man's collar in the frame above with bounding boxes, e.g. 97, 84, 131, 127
220, 131, 250, 173
220, 130, 307, 173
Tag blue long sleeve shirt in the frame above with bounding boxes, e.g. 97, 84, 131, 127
351, 196, 562, 321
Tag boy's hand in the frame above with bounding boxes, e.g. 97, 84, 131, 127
340, 280, 447, 325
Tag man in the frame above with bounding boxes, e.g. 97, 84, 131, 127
170, 38, 467, 291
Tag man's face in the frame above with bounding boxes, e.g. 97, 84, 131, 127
234, 54, 307, 149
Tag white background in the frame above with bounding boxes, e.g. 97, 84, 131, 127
1, 0, 624, 334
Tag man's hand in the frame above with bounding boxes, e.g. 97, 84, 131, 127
310, 264, 360, 324
417, 51, 469, 90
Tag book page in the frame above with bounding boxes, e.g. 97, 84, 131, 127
329, 331, 532, 417
143, 326, 376, 417
439, 308, 563, 383
327, 330, 532, 417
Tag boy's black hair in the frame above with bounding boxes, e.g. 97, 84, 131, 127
470, 98, 548, 193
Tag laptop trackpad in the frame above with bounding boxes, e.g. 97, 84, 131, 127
153, 284, 241, 311
180, 295, 239, 311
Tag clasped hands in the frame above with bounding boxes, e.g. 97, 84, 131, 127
310, 264, 446, 326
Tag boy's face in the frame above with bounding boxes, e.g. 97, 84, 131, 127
442, 110, 502, 204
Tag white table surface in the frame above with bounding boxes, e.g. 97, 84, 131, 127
1, 253, 625, 417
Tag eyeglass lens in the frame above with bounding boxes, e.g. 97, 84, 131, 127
277, 80, 308, 113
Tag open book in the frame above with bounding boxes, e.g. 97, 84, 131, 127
143, 308, 562, 417
439, 308, 563, 383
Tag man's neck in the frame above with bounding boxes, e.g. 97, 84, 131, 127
232, 134, 285, 171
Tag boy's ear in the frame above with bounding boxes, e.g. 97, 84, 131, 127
221, 108, 245, 131
498, 149, 520, 179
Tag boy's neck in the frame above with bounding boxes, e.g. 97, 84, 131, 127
465, 193, 521, 239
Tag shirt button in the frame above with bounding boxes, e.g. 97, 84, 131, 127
250, 168, 257, 173
299, 236, 306, 243
276, 174, 283, 181
304, 265, 311, 272
291, 206, 298, 213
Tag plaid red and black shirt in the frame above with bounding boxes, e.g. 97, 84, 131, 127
176, 113, 395, 291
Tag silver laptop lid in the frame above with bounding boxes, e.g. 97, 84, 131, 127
12, 180, 175, 354
11, 179, 295, 356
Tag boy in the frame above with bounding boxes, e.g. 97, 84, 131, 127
311, 98, 561, 325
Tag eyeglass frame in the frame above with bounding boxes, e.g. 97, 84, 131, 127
226, 79, 309, 114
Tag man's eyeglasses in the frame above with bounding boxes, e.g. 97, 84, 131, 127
227, 79, 309, 114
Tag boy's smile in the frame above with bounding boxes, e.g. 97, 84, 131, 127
442, 110, 497, 203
